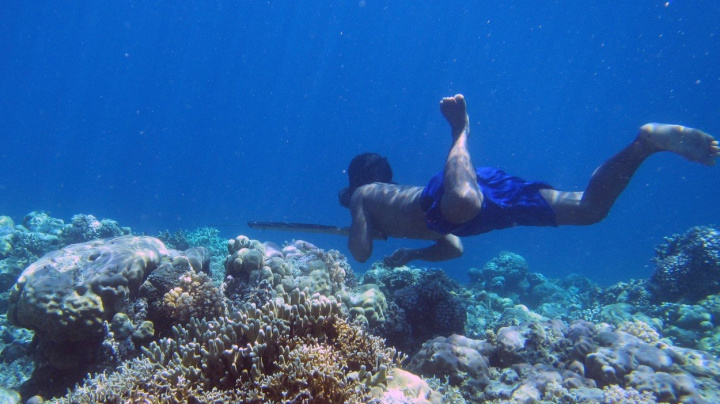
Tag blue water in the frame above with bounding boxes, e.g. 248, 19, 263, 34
1, 1, 719, 285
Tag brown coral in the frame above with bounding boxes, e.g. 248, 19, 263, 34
161, 270, 225, 323
51, 289, 404, 403
8, 235, 169, 342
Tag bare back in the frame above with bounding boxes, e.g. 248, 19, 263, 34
351, 183, 441, 240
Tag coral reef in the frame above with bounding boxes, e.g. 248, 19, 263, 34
465, 252, 599, 336
8, 236, 169, 342
5, 218, 720, 403
649, 226, 720, 303
223, 236, 359, 314
22, 211, 65, 236
161, 270, 226, 324
4, 235, 228, 399
0, 213, 67, 299
407, 334, 492, 398
467, 251, 531, 299
363, 263, 423, 296
157, 226, 227, 281
60, 214, 129, 245
390, 268, 467, 354
0, 314, 34, 395
50, 290, 405, 403
409, 317, 715, 403
341, 283, 388, 327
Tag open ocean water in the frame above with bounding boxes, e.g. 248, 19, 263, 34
1, 1, 719, 285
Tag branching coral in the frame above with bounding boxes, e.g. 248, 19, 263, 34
51, 289, 404, 403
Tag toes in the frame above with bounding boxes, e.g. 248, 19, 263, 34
440, 97, 455, 110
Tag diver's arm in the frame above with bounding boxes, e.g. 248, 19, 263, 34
348, 195, 374, 263
384, 234, 463, 267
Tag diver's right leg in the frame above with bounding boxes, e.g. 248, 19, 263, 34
439, 94, 483, 224
541, 123, 719, 226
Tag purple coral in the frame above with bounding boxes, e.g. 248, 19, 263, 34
649, 226, 720, 303
393, 269, 466, 353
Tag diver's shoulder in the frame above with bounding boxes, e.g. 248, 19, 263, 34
353, 183, 424, 207
357, 182, 421, 193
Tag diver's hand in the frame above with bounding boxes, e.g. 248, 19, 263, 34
383, 248, 416, 268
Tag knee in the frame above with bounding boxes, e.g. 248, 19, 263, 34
574, 208, 609, 226
441, 191, 483, 224
449, 243, 463, 259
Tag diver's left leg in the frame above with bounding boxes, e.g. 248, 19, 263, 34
541, 123, 719, 225
439, 94, 484, 224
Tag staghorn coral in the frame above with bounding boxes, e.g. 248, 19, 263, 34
162, 270, 226, 324
51, 289, 405, 403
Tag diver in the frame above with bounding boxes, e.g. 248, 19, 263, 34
338, 94, 720, 267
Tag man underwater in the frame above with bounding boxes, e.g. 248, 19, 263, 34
338, 94, 720, 267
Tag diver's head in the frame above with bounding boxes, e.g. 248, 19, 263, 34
338, 152, 394, 208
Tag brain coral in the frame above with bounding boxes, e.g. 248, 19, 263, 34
342, 284, 388, 327
7, 236, 169, 342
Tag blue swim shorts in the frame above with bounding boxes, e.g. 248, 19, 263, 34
420, 167, 557, 236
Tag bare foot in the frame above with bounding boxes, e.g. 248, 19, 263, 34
639, 123, 720, 166
440, 94, 469, 139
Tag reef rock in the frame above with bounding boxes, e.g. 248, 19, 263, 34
407, 334, 492, 390
7, 236, 170, 342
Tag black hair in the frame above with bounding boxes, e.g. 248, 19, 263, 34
338, 153, 394, 208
